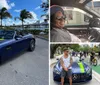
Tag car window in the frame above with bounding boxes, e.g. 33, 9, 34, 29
62, 7, 92, 26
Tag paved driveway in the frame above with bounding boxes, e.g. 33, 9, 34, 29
0, 38, 49, 85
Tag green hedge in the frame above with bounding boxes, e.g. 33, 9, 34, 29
2, 27, 49, 35
22, 29, 42, 35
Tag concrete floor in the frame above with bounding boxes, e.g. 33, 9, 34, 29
0, 38, 49, 85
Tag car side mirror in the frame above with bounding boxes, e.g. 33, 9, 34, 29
15, 35, 22, 40
89, 18, 100, 27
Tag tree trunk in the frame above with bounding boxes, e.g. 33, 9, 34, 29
22, 20, 23, 28
1, 17, 2, 28
50, 44, 59, 59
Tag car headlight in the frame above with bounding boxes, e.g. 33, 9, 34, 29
53, 68, 60, 74
87, 68, 91, 74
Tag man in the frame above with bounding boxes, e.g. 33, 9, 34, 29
90, 51, 95, 64
60, 48, 73, 85
50, 5, 81, 42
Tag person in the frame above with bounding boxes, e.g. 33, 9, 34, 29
60, 48, 73, 85
50, 5, 81, 42
98, 52, 100, 59
90, 51, 95, 64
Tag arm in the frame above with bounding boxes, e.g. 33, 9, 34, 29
60, 58, 68, 71
67, 57, 73, 69
70, 33, 81, 42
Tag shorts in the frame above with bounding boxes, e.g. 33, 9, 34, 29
61, 69, 72, 78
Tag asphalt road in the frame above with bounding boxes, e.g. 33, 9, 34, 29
0, 38, 49, 85
50, 65, 100, 85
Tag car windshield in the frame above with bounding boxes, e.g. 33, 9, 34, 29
62, 7, 93, 26
86, 1, 100, 15
0, 30, 15, 39
61, 1, 100, 26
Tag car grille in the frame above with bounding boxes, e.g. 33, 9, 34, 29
72, 73, 88, 81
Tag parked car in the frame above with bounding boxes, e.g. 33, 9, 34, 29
53, 59, 92, 83
51, 0, 100, 42
0, 29, 35, 63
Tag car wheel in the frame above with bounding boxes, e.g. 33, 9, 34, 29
0, 56, 2, 65
29, 39, 35, 51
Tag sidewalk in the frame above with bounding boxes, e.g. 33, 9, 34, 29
92, 70, 100, 83
50, 54, 63, 65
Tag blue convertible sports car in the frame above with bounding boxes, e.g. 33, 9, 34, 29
0, 30, 35, 64
53, 59, 92, 83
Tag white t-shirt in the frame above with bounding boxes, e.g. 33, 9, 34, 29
62, 55, 72, 69
51, 28, 81, 42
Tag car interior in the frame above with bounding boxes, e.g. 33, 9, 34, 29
51, 0, 100, 42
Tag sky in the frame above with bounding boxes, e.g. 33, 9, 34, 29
0, 0, 47, 26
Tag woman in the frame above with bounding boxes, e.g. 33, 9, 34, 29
50, 5, 81, 42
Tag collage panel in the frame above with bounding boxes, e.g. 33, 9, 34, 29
0, 0, 49, 85
50, 0, 100, 85
50, 0, 100, 42
50, 43, 100, 85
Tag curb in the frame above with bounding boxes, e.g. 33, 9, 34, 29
92, 70, 100, 83
36, 35, 48, 41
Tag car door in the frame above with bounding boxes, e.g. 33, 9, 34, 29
12, 31, 29, 53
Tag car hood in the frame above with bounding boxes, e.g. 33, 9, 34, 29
0, 39, 9, 44
56, 61, 90, 74
71, 62, 90, 73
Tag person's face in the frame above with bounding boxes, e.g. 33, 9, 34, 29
64, 50, 69, 56
54, 11, 65, 28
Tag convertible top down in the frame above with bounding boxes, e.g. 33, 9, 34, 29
0, 29, 35, 64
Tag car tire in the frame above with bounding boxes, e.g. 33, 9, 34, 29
28, 39, 35, 51
0, 56, 2, 65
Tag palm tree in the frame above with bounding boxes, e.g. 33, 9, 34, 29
41, 1, 49, 12
0, 7, 12, 27
41, 1, 49, 26
41, 14, 49, 22
20, 9, 33, 28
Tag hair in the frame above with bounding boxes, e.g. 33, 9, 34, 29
50, 5, 65, 30
63, 48, 68, 52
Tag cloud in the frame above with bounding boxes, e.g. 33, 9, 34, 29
35, 6, 40, 10
30, 11, 38, 20
0, 0, 15, 9
14, 9, 21, 12
10, 2, 15, 7
2, 11, 43, 26
41, 0, 47, 2
0, 0, 10, 9
23, 11, 38, 24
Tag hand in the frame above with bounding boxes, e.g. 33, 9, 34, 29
64, 68, 68, 71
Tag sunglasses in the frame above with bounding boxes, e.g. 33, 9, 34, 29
55, 16, 66, 21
